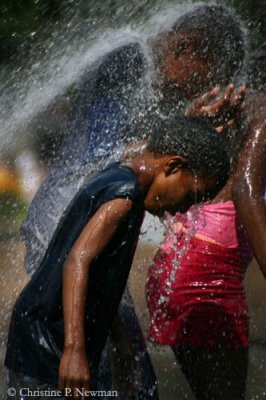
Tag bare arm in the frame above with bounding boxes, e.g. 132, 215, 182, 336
232, 93, 266, 276
58, 197, 133, 395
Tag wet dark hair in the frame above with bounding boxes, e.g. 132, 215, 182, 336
147, 115, 230, 185
170, 5, 245, 84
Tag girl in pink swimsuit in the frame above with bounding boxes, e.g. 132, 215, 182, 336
146, 200, 253, 400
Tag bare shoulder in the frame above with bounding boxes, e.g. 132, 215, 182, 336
100, 198, 133, 215
95, 198, 134, 228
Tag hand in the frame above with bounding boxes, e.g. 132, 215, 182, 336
59, 347, 90, 398
187, 84, 246, 132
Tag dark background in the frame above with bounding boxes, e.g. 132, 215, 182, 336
0, 0, 265, 66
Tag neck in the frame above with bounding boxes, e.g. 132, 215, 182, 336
126, 152, 160, 196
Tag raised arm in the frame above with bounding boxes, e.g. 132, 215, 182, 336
58, 197, 133, 395
232, 93, 266, 276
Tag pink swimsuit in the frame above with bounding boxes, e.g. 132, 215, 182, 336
146, 201, 253, 349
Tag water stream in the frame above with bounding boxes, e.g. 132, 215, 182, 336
0, 1, 265, 399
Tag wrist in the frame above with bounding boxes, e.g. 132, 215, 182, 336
64, 341, 86, 353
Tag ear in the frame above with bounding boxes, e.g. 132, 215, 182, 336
164, 156, 187, 176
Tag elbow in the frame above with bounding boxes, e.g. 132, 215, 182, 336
64, 248, 92, 274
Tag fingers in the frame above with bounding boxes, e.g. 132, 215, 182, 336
227, 118, 236, 128
65, 378, 74, 398
223, 83, 235, 100
216, 118, 235, 133
200, 83, 233, 111
188, 83, 245, 128
207, 84, 234, 114
187, 84, 233, 119
217, 84, 245, 112
218, 85, 245, 122
83, 380, 90, 394
231, 86, 246, 109
197, 85, 221, 106
73, 384, 83, 399
66, 383, 82, 399
216, 125, 224, 133
202, 84, 244, 123
59, 379, 90, 399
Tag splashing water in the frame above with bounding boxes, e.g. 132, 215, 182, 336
1, 2, 266, 400
0, 2, 193, 157
162, 205, 199, 298
158, 175, 200, 297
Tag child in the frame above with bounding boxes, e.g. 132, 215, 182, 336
5, 116, 229, 398
146, 93, 258, 400
146, 199, 253, 400
19, 4, 245, 398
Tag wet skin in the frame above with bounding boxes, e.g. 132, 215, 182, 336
59, 152, 216, 396
190, 87, 266, 277
232, 92, 266, 276
153, 31, 246, 130
59, 25, 247, 398
129, 153, 215, 217
157, 33, 213, 100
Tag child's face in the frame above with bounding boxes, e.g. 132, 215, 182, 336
145, 158, 214, 216
157, 33, 213, 99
